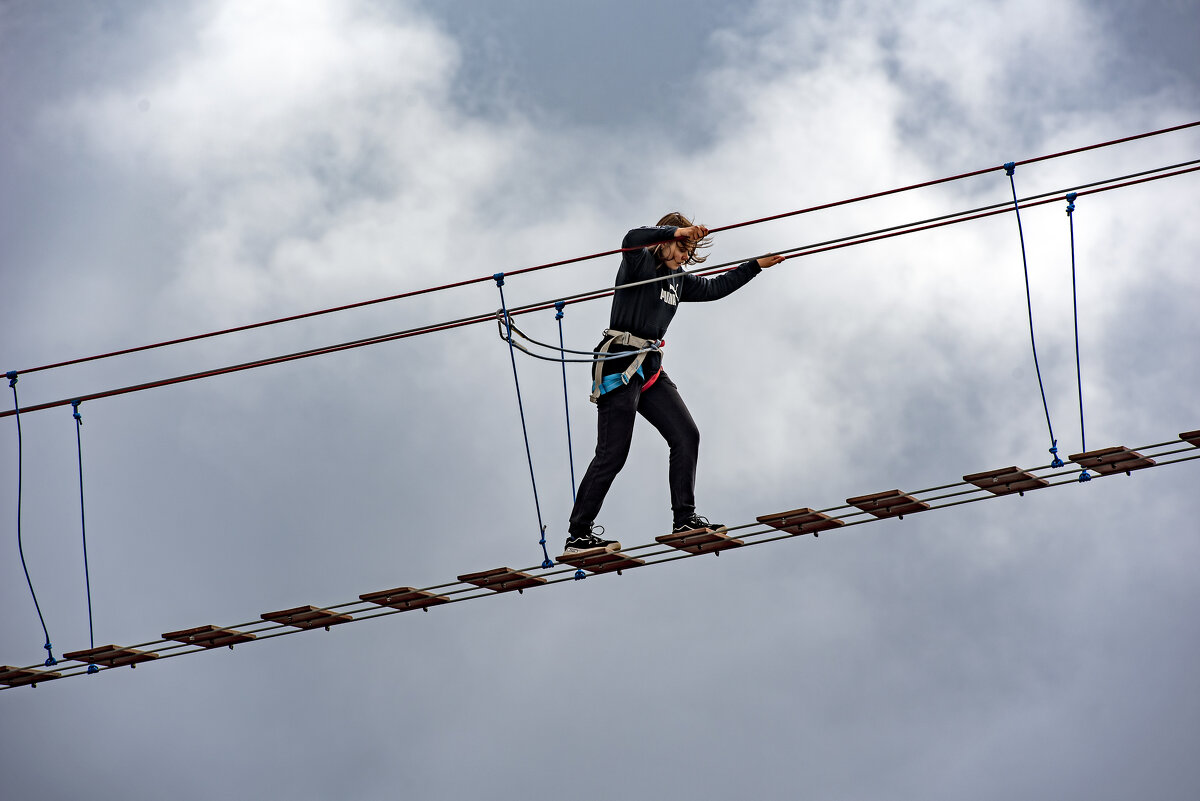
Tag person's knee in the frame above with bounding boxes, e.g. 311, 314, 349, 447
672, 420, 700, 454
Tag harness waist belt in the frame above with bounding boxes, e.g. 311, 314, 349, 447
590, 329, 660, 403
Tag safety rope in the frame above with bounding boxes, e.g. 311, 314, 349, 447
8, 372, 58, 667
1004, 163, 1063, 468
495, 313, 659, 363
494, 275, 554, 568
72, 401, 100, 670
554, 302, 578, 502
1065, 193, 1091, 482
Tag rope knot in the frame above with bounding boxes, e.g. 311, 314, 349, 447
1004, 161, 1017, 176
6, 370, 16, 388
492, 272, 505, 287
1049, 442, 1064, 469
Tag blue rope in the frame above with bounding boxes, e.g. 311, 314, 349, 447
494, 275, 554, 568
72, 401, 101, 670
1065, 194, 1091, 482
554, 301, 578, 503
1005, 163, 1063, 468
8, 372, 58, 667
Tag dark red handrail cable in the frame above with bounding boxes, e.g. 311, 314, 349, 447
3, 160, 1196, 421
11, 120, 1198, 379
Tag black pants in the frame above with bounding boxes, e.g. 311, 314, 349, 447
568, 371, 699, 534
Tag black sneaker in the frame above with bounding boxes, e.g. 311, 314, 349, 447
563, 525, 621, 555
672, 514, 726, 535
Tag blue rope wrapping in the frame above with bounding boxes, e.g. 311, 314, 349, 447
554, 301, 578, 502
72, 401, 100, 671
1065, 193, 1091, 482
8, 372, 58, 667
493, 275, 554, 568
1004, 163, 1064, 468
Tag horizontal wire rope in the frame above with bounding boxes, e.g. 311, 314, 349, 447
10, 121, 1199, 379
6, 434, 1197, 688
4, 160, 1198, 420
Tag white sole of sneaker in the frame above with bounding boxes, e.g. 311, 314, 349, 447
562, 542, 622, 556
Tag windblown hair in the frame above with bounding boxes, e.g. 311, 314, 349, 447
655, 212, 711, 266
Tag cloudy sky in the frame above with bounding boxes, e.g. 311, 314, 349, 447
2, 1, 1198, 798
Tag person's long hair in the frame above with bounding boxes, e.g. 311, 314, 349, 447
655, 212, 711, 266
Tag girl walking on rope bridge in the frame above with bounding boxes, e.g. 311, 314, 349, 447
564, 213, 783, 555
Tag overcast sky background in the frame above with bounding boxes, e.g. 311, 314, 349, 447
2, 1, 1198, 799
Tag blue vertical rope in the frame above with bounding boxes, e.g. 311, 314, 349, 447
1065, 193, 1091, 482
554, 301, 578, 502
494, 275, 554, 568
8, 371, 58, 667
72, 400, 100, 670
1004, 163, 1064, 468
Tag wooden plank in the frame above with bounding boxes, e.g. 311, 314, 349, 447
261, 605, 353, 630
963, 466, 1049, 496
457, 567, 546, 593
0, 666, 62, 687
1180, 430, 1200, 448
655, 528, 744, 555
756, 508, 844, 537
1069, 446, 1155, 476
62, 645, 159, 668
359, 587, 450, 611
162, 624, 257, 648
557, 549, 645, 575
846, 489, 929, 519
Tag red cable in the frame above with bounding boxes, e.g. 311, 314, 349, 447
13, 120, 1198, 378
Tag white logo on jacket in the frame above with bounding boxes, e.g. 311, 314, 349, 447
660, 283, 679, 306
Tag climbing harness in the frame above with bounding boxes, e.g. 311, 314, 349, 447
589, 330, 662, 403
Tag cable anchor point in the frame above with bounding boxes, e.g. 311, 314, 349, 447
539, 525, 554, 569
